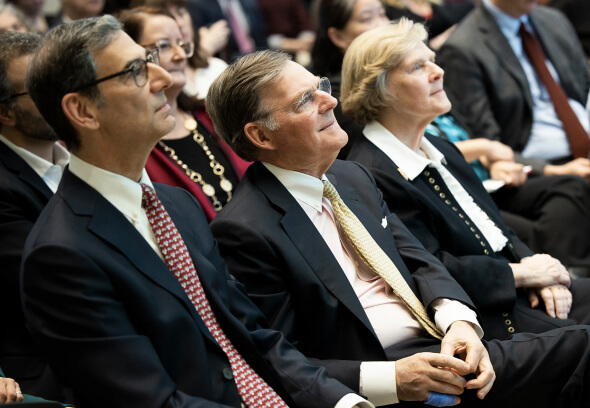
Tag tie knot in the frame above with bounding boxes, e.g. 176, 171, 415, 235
322, 179, 338, 201
140, 182, 157, 210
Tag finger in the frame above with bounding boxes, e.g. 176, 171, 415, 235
539, 287, 556, 318
554, 287, 572, 319
528, 290, 539, 309
425, 352, 471, 374
3, 379, 18, 403
462, 343, 485, 375
466, 355, 496, 399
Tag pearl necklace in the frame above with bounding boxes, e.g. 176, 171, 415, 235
159, 116, 233, 212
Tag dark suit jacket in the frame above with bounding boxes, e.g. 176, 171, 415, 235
348, 134, 590, 339
186, 0, 268, 61
210, 160, 476, 392
437, 5, 590, 171
21, 169, 353, 408
0, 141, 67, 401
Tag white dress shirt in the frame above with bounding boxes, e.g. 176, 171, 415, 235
482, 0, 590, 160
263, 162, 481, 406
69, 155, 370, 408
0, 133, 70, 193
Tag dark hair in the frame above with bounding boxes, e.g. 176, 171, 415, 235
310, 0, 354, 76
207, 50, 291, 162
26, 15, 121, 151
118, 6, 205, 110
127, 0, 208, 69
0, 31, 41, 109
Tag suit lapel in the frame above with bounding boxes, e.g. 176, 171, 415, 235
59, 170, 216, 343
477, 7, 534, 110
0, 141, 53, 201
252, 163, 379, 339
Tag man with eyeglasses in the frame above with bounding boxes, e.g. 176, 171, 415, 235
21, 15, 374, 408
208, 49, 590, 407
0, 31, 71, 404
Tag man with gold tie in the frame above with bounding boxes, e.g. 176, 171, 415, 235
208, 49, 590, 408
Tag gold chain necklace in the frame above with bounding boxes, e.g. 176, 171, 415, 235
159, 116, 233, 212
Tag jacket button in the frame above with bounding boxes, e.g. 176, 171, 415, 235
223, 368, 233, 380
508, 327, 515, 333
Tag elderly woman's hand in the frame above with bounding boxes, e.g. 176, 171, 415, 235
0, 376, 24, 404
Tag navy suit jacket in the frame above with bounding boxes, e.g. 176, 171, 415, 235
438, 5, 589, 171
21, 169, 353, 408
211, 160, 476, 392
348, 134, 590, 339
186, 0, 268, 60
0, 140, 68, 401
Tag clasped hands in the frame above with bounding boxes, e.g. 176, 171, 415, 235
511, 254, 572, 319
396, 321, 495, 405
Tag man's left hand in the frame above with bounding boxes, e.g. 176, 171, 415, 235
440, 321, 496, 400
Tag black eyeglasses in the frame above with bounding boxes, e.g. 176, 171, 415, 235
264, 77, 332, 117
72, 48, 160, 92
141, 39, 194, 59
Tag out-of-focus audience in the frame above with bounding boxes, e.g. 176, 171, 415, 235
0, 30, 72, 405
119, 6, 249, 221
129, 0, 229, 100
5, 0, 49, 32
46, 0, 105, 27
438, 0, 590, 180
0, 3, 31, 32
381, 0, 456, 49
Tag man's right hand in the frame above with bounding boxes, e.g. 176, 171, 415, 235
395, 352, 468, 404
544, 157, 590, 182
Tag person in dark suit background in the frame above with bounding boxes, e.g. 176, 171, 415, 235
437, 0, 590, 180
21, 15, 370, 408
207, 48, 590, 407
185, 0, 268, 61
0, 31, 71, 403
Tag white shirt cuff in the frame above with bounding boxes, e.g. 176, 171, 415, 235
334, 393, 375, 408
432, 298, 484, 338
359, 361, 399, 406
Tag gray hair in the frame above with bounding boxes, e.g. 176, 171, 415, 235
26, 15, 121, 151
207, 50, 291, 162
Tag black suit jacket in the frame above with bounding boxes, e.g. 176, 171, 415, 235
438, 5, 589, 171
186, 0, 268, 61
21, 169, 353, 408
348, 134, 590, 339
0, 140, 67, 401
211, 160, 476, 392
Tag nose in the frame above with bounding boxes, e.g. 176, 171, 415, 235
148, 62, 173, 92
429, 62, 444, 82
316, 90, 337, 114
172, 43, 187, 61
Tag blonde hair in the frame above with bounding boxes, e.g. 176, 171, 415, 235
340, 18, 427, 124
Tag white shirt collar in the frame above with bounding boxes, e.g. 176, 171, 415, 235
0, 133, 70, 192
482, 0, 532, 38
68, 154, 154, 220
363, 121, 447, 181
262, 162, 327, 213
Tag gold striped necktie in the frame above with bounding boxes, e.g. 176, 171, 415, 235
322, 179, 443, 339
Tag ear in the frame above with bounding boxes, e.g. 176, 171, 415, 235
327, 27, 350, 52
0, 104, 16, 127
244, 121, 277, 152
61, 92, 100, 131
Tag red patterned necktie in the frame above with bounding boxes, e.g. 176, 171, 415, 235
140, 183, 288, 408
519, 23, 590, 158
